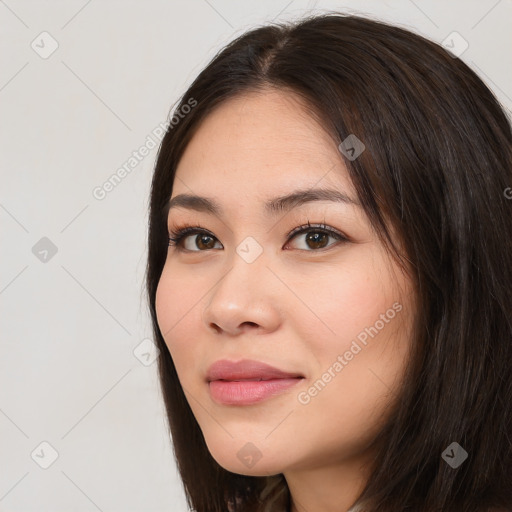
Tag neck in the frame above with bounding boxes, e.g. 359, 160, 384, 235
285, 452, 372, 512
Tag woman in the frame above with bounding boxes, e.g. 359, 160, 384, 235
145, 12, 512, 512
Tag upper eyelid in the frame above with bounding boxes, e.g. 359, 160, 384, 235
287, 223, 345, 240
168, 223, 348, 248
168, 223, 343, 238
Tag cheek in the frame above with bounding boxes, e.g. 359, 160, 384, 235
301, 250, 398, 350
293, 255, 411, 447
155, 268, 202, 363
154, 272, 175, 337
155, 263, 200, 333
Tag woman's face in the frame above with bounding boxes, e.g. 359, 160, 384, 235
155, 88, 415, 476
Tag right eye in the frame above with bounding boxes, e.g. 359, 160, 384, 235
168, 226, 223, 252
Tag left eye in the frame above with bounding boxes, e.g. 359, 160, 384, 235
287, 226, 347, 250
168, 223, 348, 252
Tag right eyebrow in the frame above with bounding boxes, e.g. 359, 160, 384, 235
164, 187, 360, 219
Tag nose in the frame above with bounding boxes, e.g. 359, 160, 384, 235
202, 252, 281, 336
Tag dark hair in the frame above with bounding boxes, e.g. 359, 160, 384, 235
145, 11, 512, 512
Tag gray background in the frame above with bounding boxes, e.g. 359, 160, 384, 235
1, 0, 511, 511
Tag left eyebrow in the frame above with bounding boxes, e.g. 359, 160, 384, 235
164, 187, 361, 219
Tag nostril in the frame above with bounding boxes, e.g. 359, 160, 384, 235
208, 321, 260, 335
242, 322, 258, 328
210, 323, 222, 334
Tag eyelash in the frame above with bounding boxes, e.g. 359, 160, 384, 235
167, 221, 349, 252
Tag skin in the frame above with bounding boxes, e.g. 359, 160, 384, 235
155, 88, 416, 512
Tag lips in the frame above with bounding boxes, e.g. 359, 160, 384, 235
206, 359, 304, 406
206, 359, 304, 382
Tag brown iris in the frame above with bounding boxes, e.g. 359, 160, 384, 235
195, 234, 217, 250
304, 231, 329, 249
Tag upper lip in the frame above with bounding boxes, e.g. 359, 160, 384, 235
206, 359, 304, 382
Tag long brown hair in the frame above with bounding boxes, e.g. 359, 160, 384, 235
145, 12, 512, 512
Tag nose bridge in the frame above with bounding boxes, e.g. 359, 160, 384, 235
202, 238, 279, 334
210, 239, 268, 308
213, 232, 268, 288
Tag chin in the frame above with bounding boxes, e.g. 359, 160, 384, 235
218, 460, 283, 478
206, 440, 287, 476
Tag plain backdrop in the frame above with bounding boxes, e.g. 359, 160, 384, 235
1, 1, 511, 511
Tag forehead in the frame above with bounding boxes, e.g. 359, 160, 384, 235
172, 89, 355, 198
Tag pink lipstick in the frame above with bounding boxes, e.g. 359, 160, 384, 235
206, 359, 304, 406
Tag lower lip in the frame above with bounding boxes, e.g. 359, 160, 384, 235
208, 378, 303, 405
